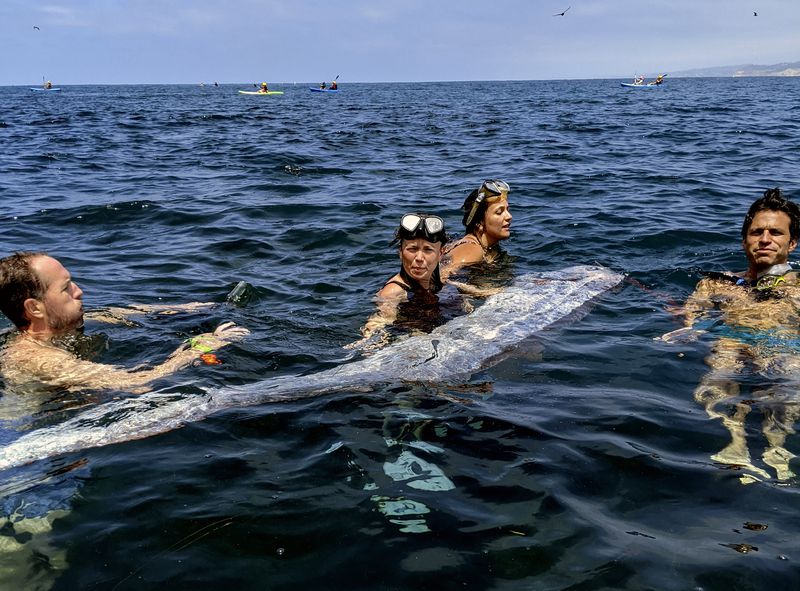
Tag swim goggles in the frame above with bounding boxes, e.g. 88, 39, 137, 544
754, 274, 787, 291
463, 179, 510, 228
392, 213, 447, 245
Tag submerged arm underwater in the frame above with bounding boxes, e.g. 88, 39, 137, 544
0, 266, 622, 471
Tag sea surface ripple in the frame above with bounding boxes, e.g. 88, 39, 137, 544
1, 78, 799, 590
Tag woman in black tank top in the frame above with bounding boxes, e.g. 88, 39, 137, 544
354, 213, 448, 346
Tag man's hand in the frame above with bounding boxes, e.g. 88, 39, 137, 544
129, 302, 216, 315
188, 321, 250, 353
87, 302, 216, 325
657, 326, 706, 344
213, 321, 250, 342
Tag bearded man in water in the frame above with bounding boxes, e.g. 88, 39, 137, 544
0, 252, 248, 393
663, 188, 800, 483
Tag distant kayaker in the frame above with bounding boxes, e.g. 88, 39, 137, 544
441, 180, 512, 280
330, 80, 338, 90
320, 81, 327, 89
259, 81, 269, 93
44, 80, 52, 89
633, 75, 645, 86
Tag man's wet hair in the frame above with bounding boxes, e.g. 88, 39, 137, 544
741, 188, 800, 241
0, 251, 48, 329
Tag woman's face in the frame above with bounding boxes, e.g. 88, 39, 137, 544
481, 196, 512, 244
400, 238, 442, 286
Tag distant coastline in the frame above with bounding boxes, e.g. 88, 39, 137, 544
669, 60, 800, 77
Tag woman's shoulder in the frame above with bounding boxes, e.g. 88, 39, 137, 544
377, 274, 411, 299
444, 236, 484, 264
444, 234, 481, 251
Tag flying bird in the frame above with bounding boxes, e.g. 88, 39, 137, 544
33, 25, 40, 30
553, 6, 571, 16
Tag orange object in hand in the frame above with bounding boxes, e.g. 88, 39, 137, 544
199, 353, 222, 365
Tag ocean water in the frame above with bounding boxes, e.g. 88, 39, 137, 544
1, 78, 799, 590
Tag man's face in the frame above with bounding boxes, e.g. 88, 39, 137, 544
742, 210, 797, 272
30, 256, 84, 332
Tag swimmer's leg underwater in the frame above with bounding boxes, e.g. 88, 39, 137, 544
751, 353, 800, 480
695, 338, 800, 482
759, 398, 799, 480
693, 339, 771, 480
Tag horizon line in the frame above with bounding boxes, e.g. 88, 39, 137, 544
6, 74, 799, 88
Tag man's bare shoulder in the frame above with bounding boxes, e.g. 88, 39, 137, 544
700, 270, 800, 298
686, 273, 755, 304
2, 334, 74, 364
0, 334, 113, 391
2, 335, 77, 378
696, 273, 746, 290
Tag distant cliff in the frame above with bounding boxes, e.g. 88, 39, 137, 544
670, 61, 800, 77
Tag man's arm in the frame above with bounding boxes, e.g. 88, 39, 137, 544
85, 302, 216, 325
658, 278, 717, 343
11, 322, 248, 392
680, 278, 718, 327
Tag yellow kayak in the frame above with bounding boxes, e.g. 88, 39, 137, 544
238, 90, 284, 95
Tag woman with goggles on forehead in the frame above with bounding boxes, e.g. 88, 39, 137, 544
441, 179, 512, 279
353, 213, 448, 347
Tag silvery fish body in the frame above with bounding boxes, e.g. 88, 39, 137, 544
0, 265, 622, 471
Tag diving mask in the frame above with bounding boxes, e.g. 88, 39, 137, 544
392, 213, 447, 245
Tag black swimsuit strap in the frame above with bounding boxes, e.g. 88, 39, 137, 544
385, 279, 412, 292
443, 235, 484, 256
394, 266, 443, 295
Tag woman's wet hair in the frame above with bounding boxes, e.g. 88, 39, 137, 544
461, 181, 509, 234
461, 188, 485, 233
741, 187, 800, 241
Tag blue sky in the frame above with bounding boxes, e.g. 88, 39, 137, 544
2, 0, 798, 85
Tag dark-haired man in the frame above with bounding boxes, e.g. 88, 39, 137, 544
0, 252, 248, 393
663, 188, 800, 483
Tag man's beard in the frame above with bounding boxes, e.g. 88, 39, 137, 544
47, 310, 84, 334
